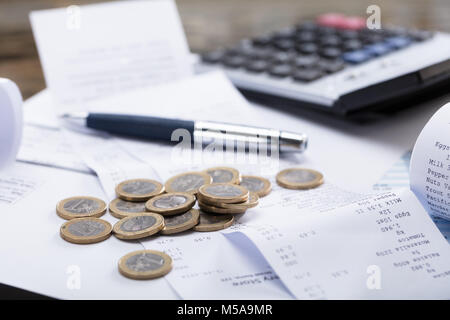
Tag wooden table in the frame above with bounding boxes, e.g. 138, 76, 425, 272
1, 0, 449, 99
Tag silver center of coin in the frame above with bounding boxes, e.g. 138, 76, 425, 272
115, 200, 146, 213
154, 195, 187, 208
164, 211, 192, 227
207, 169, 234, 183
170, 174, 205, 192
205, 184, 242, 197
64, 199, 100, 214
283, 170, 317, 183
240, 177, 265, 192
122, 181, 157, 195
120, 215, 156, 232
126, 253, 165, 272
68, 220, 105, 237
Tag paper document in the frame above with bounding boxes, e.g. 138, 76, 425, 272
410, 102, 450, 221
30, 0, 192, 107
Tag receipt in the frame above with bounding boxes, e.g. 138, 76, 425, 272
140, 231, 293, 299
0, 174, 41, 205
410, 102, 450, 221
241, 189, 450, 299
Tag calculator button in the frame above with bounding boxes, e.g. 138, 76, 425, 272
274, 39, 296, 51
364, 43, 392, 56
316, 13, 346, 28
338, 16, 366, 30
222, 55, 246, 68
252, 35, 272, 47
339, 30, 359, 39
270, 51, 294, 63
320, 47, 342, 59
296, 21, 318, 32
343, 39, 363, 51
268, 64, 293, 77
296, 43, 319, 54
320, 35, 341, 47
292, 55, 319, 68
385, 36, 412, 49
273, 28, 296, 40
245, 60, 270, 73
292, 69, 324, 82
295, 31, 316, 43
202, 50, 225, 64
317, 59, 346, 73
342, 50, 372, 64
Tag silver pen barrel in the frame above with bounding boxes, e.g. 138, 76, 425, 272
194, 121, 308, 153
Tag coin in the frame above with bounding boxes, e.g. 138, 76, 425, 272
198, 183, 249, 204
118, 250, 172, 280
116, 179, 164, 202
198, 200, 247, 214
276, 168, 324, 189
160, 209, 200, 235
193, 210, 234, 232
113, 213, 164, 240
56, 196, 107, 220
204, 167, 241, 184
164, 172, 212, 194
216, 192, 259, 210
109, 198, 147, 219
145, 192, 196, 216
240, 175, 272, 197
60, 218, 112, 244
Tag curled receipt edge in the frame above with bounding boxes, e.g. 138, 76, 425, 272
410, 102, 450, 221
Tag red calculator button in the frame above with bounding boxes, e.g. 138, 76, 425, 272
338, 16, 366, 30
316, 13, 346, 28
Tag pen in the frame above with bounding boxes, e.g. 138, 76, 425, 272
60, 112, 308, 153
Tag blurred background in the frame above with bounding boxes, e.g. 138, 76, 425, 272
1, 0, 449, 99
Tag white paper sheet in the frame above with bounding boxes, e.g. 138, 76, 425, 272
410, 102, 450, 221
140, 231, 294, 299
239, 189, 450, 299
0, 162, 179, 299
30, 0, 192, 108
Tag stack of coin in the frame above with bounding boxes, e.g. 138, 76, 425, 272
197, 183, 258, 215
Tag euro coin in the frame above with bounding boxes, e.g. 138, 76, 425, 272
164, 171, 212, 194
276, 168, 324, 190
160, 209, 200, 235
240, 175, 272, 197
193, 210, 234, 232
116, 179, 164, 202
113, 213, 164, 240
118, 250, 172, 280
198, 200, 247, 214
109, 198, 147, 219
204, 166, 241, 184
60, 218, 112, 244
216, 192, 259, 210
56, 196, 107, 220
145, 192, 196, 216
198, 183, 249, 204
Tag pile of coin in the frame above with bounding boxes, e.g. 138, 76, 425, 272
56, 166, 323, 280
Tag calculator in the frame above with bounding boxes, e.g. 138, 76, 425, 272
199, 13, 450, 119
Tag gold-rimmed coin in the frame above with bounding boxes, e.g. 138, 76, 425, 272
193, 210, 234, 232
160, 209, 200, 235
240, 175, 272, 197
56, 196, 107, 220
204, 167, 241, 184
198, 200, 247, 214
118, 250, 172, 280
60, 218, 112, 244
109, 198, 147, 219
113, 213, 164, 240
145, 192, 196, 216
164, 171, 212, 195
276, 168, 324, 190
198, 183, 249, 204
116, 179, 164, 202
216, 192, 259, 210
